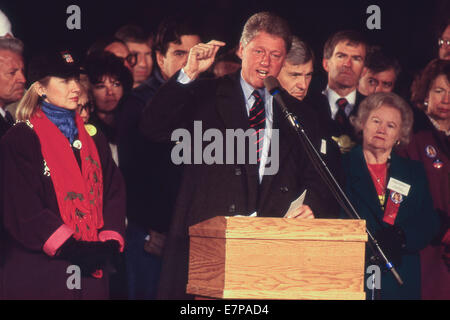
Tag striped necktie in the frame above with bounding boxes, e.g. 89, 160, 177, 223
335, 98, 348, 125
249, 90, 265, 162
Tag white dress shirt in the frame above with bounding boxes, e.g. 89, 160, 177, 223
322, 86, 357, 120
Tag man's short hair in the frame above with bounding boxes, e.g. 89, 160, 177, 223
365, 46, 401, 77
153, 15, 200, 56
0, 37, 23, 55
115, 25, 151, 44
323, 30, 366, 60
285, 36, 314, 65
240, 12, 292, 53
87, 36, 127, 56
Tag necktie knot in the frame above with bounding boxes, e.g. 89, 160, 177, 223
252, 90, 263, 102
337, 98, 348, 111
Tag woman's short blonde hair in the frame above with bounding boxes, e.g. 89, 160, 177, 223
351, 92, 413, 146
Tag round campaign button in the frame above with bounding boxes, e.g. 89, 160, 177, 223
85, 124, 97, 137
433, 159, 443, 169
73, 139, 82, 150
390, 192, 403, 204
425, 145, 437, 158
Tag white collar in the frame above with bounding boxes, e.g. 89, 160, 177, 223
0, 107, 6, 119
323, 86, 357, 106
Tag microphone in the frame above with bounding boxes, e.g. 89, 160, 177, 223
264, 76, 289, 114
264, 76, 298, 128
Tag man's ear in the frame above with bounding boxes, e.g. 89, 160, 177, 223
237, 43, 244, 60
361, 66, 369, 77
155, 50, 165, 71
322, 58, 329, 73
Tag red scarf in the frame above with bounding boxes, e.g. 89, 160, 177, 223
31, 111, 104, 241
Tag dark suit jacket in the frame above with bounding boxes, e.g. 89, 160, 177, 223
140, 71, 339, 299
308, 89, 366, 140
117, 69, 183, 233
342, 145, 440, 299
0, 113, 12, 139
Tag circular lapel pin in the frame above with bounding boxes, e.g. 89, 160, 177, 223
390, 191, 403, 204
73, 139, 82, 150
433, 159, 443, 169
84, 124, 97, 137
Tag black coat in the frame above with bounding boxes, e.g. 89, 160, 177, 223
0, 122, 126, 299
140, 71, 339, 299
307, 90, 366, 140
0, 113, 13, 139
118, 69, 182, 232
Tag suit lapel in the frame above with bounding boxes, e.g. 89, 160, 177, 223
349, 146, 385, 219
0, 114, 12, 138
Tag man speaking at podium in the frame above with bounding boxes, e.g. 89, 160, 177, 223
140, 12, 338, 299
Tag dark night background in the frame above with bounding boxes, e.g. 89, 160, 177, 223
1, 0, 449, 95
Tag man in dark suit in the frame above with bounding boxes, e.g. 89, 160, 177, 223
277, 35, 342, 211
117, 16, 202, 299
140, 12, 337, 299
0, 37, 25, 138
311, 30, 367, 153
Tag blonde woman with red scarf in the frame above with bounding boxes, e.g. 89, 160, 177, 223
0, 50, 126, 299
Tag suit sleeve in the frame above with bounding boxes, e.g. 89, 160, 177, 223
139, 71, 205, 143
0, 125, 74, 256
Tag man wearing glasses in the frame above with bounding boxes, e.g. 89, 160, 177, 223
438, 20, 450, 60
104, 38, 138, 72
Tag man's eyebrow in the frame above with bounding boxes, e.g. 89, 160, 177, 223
288, 71, 304, 76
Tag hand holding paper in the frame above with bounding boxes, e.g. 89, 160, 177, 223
283, 190, 315, 219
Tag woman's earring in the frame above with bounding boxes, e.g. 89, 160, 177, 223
424, 100, 428, 107
41, 94, 47, 99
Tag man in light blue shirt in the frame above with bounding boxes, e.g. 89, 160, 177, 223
140, 12, 336, 299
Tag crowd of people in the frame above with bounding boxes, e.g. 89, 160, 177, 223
0, 8, 448, 300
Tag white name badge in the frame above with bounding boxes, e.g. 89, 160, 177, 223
387, 178, 411, 196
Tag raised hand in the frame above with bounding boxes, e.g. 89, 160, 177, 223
183, 40, 226, 80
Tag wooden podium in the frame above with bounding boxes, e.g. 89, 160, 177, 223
186, 216, 368, 300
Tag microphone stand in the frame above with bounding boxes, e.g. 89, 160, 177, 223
275, 92, 404, 289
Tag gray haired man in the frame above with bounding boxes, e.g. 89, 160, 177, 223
0, 37, 25, 136
277, 36, 314, 101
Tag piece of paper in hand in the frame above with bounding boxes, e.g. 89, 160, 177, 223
283, 189, 307, 218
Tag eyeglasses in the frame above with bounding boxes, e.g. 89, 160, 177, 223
438, 38, 450, 47
78, 101, 93, 113
124, 53, 138, 67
